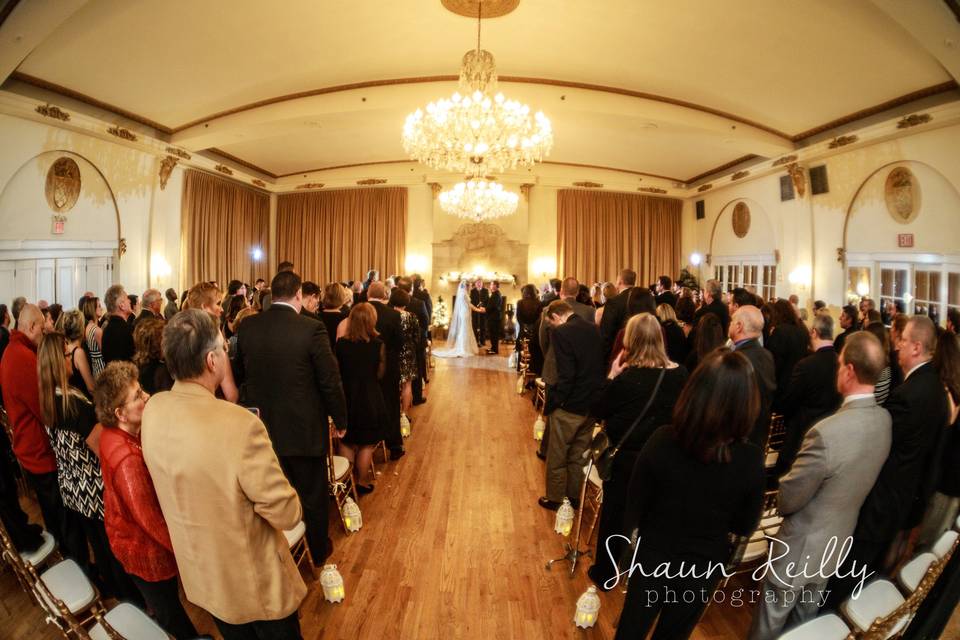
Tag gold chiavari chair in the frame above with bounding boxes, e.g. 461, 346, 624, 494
764, 413, 786, 472
328, 421, 359, 533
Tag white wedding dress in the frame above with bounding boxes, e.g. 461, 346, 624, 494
433, 281, 478, 358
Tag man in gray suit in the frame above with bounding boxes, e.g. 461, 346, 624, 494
559, 277, 596, 324
748, 332, 892, 640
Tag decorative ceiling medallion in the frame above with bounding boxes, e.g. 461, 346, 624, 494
638, 187, 667, 194
45, 157, 81, 213
697, 183, 712, 192
772, 155, 798, 167
828, 135, 858, 149
356, 178, 387, 185
296, 183, 324, 189
252, 179, 266, 188
573, 181, 602, 188
884, 167, 921, 223
897, 113, 931, 129
731, 170, 749, 181
215, 164, 233, 175
786, 163, 806, 198
732, 202, 751, 238
166, 147, 192, 160
158, 156, 178, 191
36, 104, 70, 122
441, 0, 520, 19
107, 126, 137, 142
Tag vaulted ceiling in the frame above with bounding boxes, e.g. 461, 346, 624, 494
2, 0, 959, 183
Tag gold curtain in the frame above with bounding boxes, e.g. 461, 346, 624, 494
557, 189, 682, 286
181, 169, 270, 287
277, 187, 407, 284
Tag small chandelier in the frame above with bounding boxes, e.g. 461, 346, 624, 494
439, 177, 519, 222
402, 4, 553, 175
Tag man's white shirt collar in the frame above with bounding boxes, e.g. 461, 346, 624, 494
842, 393, 874, 406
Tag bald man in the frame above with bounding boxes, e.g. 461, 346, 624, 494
0, 304, 69, 551
729, 306, 777, 447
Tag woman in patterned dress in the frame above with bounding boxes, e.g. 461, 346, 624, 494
37, 332, 139, 602
389, 288, 421, 415
82, 296, 106, 377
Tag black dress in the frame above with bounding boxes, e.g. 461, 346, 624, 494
660, 320, 688, 365
321, 310, 347, 350
138, 358, 174, 395
68, 347, 91, 399
336, 338, 387, 446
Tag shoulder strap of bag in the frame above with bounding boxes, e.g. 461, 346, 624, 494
608, 367, 667, 454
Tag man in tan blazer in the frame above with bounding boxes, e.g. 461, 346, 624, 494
142, 309, 306, 639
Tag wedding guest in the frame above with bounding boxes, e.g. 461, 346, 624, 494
222, 295, 247, 339
485, 280, 504, 355
864, 322, 892, 404
948, 308, 960, 334
47, 304, 63, 329
615, 350, 764, 640
560, 277, 595, 324
319, 283, 349, 349
412, 275, 433, 327
37, 332, 139, 601
599, 269, 637, 358
675, 296, 697, 339
609, 287, 657, 360
221, 280, 246, 314
833, 304, 858, 354
539, 301, 604, 510
685, 313, 725, 372
367, 282, 404, 459
830, 315, 950, 604
0, 303, 9, 363
470, 279, 490, 347
774, 313, 842, 478
389, 288, 421, 413
656, 303, 688, 365
749, 332, 891, 640
134, 316, 173, 395
300, 281, 321, 321
144, 310, 306, 638
729, 306, 777, 447
595, 282, 618, 325
336, 303, 387, 493
163, 288, 179, 320
587, 313, 687, 589
95, 362, 199, 639
540, 278, 561, 306
186, 282, 239, 403
137, 289, 163, 326
516, 284, 543, 372
102, 284, 135, 365
589, 283, 604, 308
10, 296, 26, 329
655, 275, 677, 308
576, 284, 593, 307
397, 277, 429, 402
889, 313, 908, 389
693, 279, 729, 334
766, 299, 811, 411
57, 310, 96, 398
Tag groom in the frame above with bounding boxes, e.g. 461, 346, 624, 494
485, 281, 504, 355
470, 279, 489, 348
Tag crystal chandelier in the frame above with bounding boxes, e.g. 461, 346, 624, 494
439, 177, 519, 222
402, 5, 553, 175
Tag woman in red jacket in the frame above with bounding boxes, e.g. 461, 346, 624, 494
94, 362, 199, 640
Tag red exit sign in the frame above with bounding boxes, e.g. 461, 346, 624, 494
898, 233, 914, 248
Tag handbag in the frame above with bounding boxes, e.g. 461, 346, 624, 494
588, 367, 666, 482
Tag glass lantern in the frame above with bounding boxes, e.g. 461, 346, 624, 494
575, 586, 601, 628
341, 496, 362, 533
533, 415, 545, 441
516, 375, 525, 394
554, 498, 574, 537
320, 564, 345, 603
400, 413, 411, 438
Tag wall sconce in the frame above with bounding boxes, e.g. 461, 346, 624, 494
405, 254, 428, 273
856, 281, 869, 298
690, 253, 702, 266
150, 255, 171, 283
788, 265, 812, 289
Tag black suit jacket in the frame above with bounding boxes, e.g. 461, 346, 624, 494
234, 305, 347, 457
734, 338, 777, 447
300, 308, 320, 321
413, 289, 433, 326
369, 300, 402, 384
485, 291, 503, 327
856, 361, 949, 541
101, 315, 135, 364
656, 291, 677, 308
775, 345, 842, 476
545, 314, 605, 416
766, 323, 811, 411
599, 289, 630, 359
694, 298, 730, 334
407, 297, 430, 341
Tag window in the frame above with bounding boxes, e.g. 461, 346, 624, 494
913, 269, 941, 325
949, 272, 960, 318
879, 267, 908, 320
847, 266, 871, 302
726, 265, 740, 292
845, 258, 959, 327
762, 265, 778, 302
712, 260, 777, 299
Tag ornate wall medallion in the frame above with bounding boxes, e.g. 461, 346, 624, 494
215, 164, 233, 175
732, 202, 751, 238
772, 155, 798, 167
638, 187, 667, 194
828, 135, 858, 149
166, 147, 192, 160
357, 178, 387, 185
107, 126, 137, 142
731, 170, 749, 181
296, 183, 324, 189
573, 181, 602, 188
36, 104, 70, 121
252, 179, 266, 188
884, 167, 920, 223
896, 113, 931, 129
786, 163, 806, 198
697, 183, 712, 192
159, 156, 178, 190
44, 157, 82, 213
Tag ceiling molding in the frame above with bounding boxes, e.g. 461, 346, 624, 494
275, 159, 413, 179
685, 155, 759, 185
207, 147, 277, 179
542, 161, 682, 183
0, 0, 23, 30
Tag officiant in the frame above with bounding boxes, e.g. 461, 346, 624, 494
470, 279, 489, 348
485, 281, 504, 355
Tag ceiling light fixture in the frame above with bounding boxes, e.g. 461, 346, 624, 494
439, 177, 519, 222
402, 3, 553, 175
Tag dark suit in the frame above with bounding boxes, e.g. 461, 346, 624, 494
413, 289, 433, 328
406, 296, 430, 401
102, 315, 135, 364
833, 327, 855, 354
774, 346, 841, 477
766, 323, 811, 411
485, 290, 503, 352
133, 308, 162, 330
234, 304, 348, 560
599, 289, 630, 361
693, 298, 730, 334
300, 308, 320, 321
470, 287, 489, 347
369, 300, 403, 452
734, 337, 777, 447
656, 291, 677, 308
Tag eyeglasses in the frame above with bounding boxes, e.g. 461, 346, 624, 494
122, 387, 147, 407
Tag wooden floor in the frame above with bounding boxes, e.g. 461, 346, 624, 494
2, 349, 959, 639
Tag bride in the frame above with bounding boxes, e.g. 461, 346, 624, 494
434, 280, 482, 358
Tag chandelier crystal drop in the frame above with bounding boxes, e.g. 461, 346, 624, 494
439, 177, 519, 222
401, 6, 553, 175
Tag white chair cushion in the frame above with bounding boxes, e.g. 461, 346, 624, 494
777, 613, 850, 640
283, 521, 306, 548
331, 456, 350, 480
89, 603, 169, 640
582, 463, 602, 488
40, 559, 97, 614
841, 579, 907, 636
898, 552, 936, 592
20, 530, 56, 567
765, 451, 779, 468
932, 530, 958, 559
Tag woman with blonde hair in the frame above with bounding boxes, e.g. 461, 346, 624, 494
336, 302, 387, 493
57, 309, 96, 397
586, 312, 689, 590
656, 303, 689, 365
595, 281, 618, 325
321, 282, 349, 349
184, 282, 239, 402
